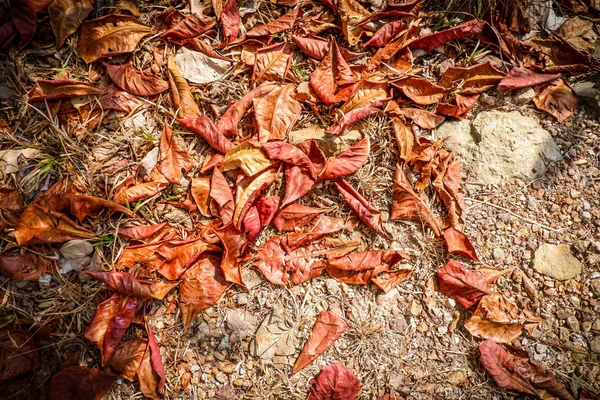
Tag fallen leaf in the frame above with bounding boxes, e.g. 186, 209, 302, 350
28, 80, 103, 102
108, 338, 146, 381
319, 136, 369, 180
533, 79, 578, 122
253, 83, 302, 142
255, 195, 280, 226
363, 20, 406, 48
104, 63, 169, 96
326, 249, 410, 284
221, 0, 240, 44
293, 311, 348, 373
243, 205, 262, 241
262, 141, 317, 178
409, 19, 484, 52
341, 79, 389, 113
307, 363, 362, 400
438, 62, 505, 93
0, 254, 57, 281
391, 165, 441, 236
179, 116, 234, 154
119, 223, 168, 241
334, 178, 389, 238
78, 14, 151, 63
479, 339, 575, 400
437, 260, 492, 308
160, 13, 215, 44
443, 228, 478, 261
174, 46, 231, 85
45, 366, 116, 400
48, 0, 94, 47
393, 76, 448, 105
158, 124, 193, 184
310, 40, 356, 104
496, 67, 560, 91
371, 269, 413, 293
337, 0, 370, 45
155, 238, 212, 280
246, 7, 299, 37
179, 254, 228, 329
191, 177, 211, 217
326, 106, 381, 136
292, 34, 361, 61
391, 116, 420, 163
214, 224, 247, 286
87, 271, 178, 300
435, 93, 479, 119
392, 107, 444, 129
210, 168, 235, 224
252, 42, 294, 83
232, 165, 279, 228
0, 327, 40, 381
272, 203, 327, 231
167, 55, 201, 118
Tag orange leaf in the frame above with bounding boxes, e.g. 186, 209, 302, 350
214, 224, 247, 287
253, 84, 302, 142
393, 76, 448, 105
371, 269, 413, 293
28, 79, 103, 102
309, 40, 356, 104
87, 271, 178, 300
167, 55, 201, 118
307, 363, 362, 400
246, 7, 299, 37
119, 223, 168, 241
319, 136, 369, 180
409, 19, 484, 52
252, 42, 294, 83
210, 168, 235, 225
180, 116, 234, 154
533, 78, 578, 122
104, 63, 169, 96
443, 228, 479, 261
438, 62, 505, 93
158, 124, 193, 184
326, 250, 409, 285
437, 259, 491, 308
191, 177, 211, 217
497, 67, 560, 91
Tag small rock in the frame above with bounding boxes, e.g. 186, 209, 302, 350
60, 240, 93, 259
570, 189, 581, 199
447, 370, 467, 386
409, 300, 423, 316
226, 309, 257, 344
155, 320, 165, 330
591, 319, 600, 331
514, 87, 535, 104
582, 321, 592, 332
390, 316, 407, 332
566, 316, 580, 331
492, 248, 505, 261
376, 289, 400, 308
233, 379, 244, 387
533, 244, 583, 280
556, 309, 573, 320
581, 211, 592, 222
589, 336, 600, 354
215, 371, 228, 383
236, 293, 249, 306
480, 93, 495, 105
559, 327, 570, 341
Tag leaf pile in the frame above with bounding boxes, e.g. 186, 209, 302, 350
1, 0, 598, 398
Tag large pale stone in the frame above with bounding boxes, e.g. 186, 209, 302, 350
533, 243, 583, 281
436, 110, 561, 184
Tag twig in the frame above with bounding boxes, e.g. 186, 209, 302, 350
465, 197, 565, 233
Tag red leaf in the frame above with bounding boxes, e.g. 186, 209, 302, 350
272, 203, 327, 231
326, 250, 409, 285
28, 80, 103, 102
246, 7, 299, 37
221, 0, 240, 44
436, 93, 479, 119
326, 106, 381, 136
179, 255, 228, 329
160, 13, 216, 45
214, 224, 247, 287
262, 141, 317, 178
146, 325, 165, 395
371, 269, 413, 293
10, 1, 37, 49
255, 195, 280, 226
232, 166, 279, 228
85, 294, 138, 365
87, 271, 178, 300
104, 63, 169, 96
158, 124, 193, 184
0, 187, 23, 229
210, 168, 235, 225
155, 238, 212, 280
292, 34, 360, 61
0, 327, 40, 381
479, 339, 574, 400
310, 40, 356, 104
119, 223, 168, 241
281, 165, 315, 207
363, 20, 405, 48
433, 157, 466, 230
0, 254, 57, 281
242, 205, 261, 241
297, 140, 327, 175
293, 311, 348, 373
391, 165, 441, 236
393, 76, 448, 105
409, 19, 485, 52
497, 66, 560, 91
437, 260, 492, 308
438, 62, 505, 92
307, 363, 362, 400
46, 366, 116, 400
319, 137, 369, 181
179, 116, 234, 154
334, 178, 389, 238
443, 227, 479, 261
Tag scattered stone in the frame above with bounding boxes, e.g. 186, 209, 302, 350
436, 111, 561, 184
376, 289, 400, 308
566, 316, 580, 332
590, 336, 600, 354
573, 73, 600, 115
390, 316, 407, 333
533, 244, 583, 280
592, 319, 600, 332
60, 240, 93, 259
250, 308, 299, 359
409, 300, 423, 316
559, 327, 570, 341
492, 248, 505, 261
480, 93, 495, 105
556, 309, 573, 320
226, 309, 257, 344
514, 87, 535, 104
235, 293, 249, 306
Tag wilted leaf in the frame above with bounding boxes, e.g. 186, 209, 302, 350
191, 177, 211, 217
46, 366, 116, 400
214, 224, 247, 286
167, 55, 201, 118
394, 76, 448, 105
210, 168, 235, 224
443, 228, 478, 261
334, 178, 389, 238
437, 260, 492, 308
160, 13, 215, 44
438, 62, 505, 93
307, 363, 362, 400
180, 255, 228, 329
409, 19, 484, 52
293, 311, 348, 373
252, 42, 293, 83
174, 46, 231, 84
49, 0, 94, 47
155, 238, 212, 280
392, 116, 420, 163
326, 106, 380, 136
533, 79, 578, 122
363, 20, 406, 48
221, 0, 240, 44
0, 327, 40, 381
262, 141, 317, 178
246, 7, 299, 37
158, 125, 193, 184
310, 40, 356, 104
496, 67, 560, 91
180, 116, 233, 154
232, 165, 279, 228
341, 79, 389, 113
87, 271, 178, 300
119, 223, 168, 241
326, 249, 409, 284
371, 269, 413, 293
253, 83, 302, 142
479, 339, 575, 400
436, 93, 479, 119
0, 254, 57, 281
28, 80, 103, 102
243, 205, 262, 241
337, 0, 370, 45
432, 158, 465, 229
465, 293, 540, 343
108, 338, 146, 381
255, 195, 280, 226
78, 14, 151, 63
85, 294, 139, 364
391, 165, 441, 236
319, 136, 369, 180
292, 34, 360, 61
272, 203, 327, 231
392, 107, 444, 129
104, 63, 169, 96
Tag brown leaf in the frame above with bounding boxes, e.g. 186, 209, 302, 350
436, 93, 479, 119
393, 76, 448, 105
392, 107, 444, 129
28, 80, 103, 102
167, 55, 201, 119
391, 165, 441, 236
309, 40, 356, 104
0, 327, 40, 381
155, 238, 212, 280
0, 254, 57, 281
87, 271, 178, 300
437, 260, 492, 308
293, 311, 348, 373
465, 293, 540, 343
496, 67, 560, 91
292, 34, 361, 61
326, 250, 409, 285
363, 20, 406, 47
392, 116, 420, 163
46, 366, 116, 400
443, 228, 479, 261
180, 255, 228, 329
307, 363, 362, 400
319, 136, 369, 180
78, 14, 151, 63
479, 339, 575, 400
252, 42, 294, 83
232, 165, 279, 228
272, 203, 327, 231
533, 79, 578, 122
253, 84, 302, 142
0, 187, 23, 229
119, 223, 168, 241
104, 63, 169, 96
214, 224, 247, 287
334, 178, 389, 238
326, 106, 380, 136
337, 0, 370, 45
255, 195, 280, 226
180, 115, 233, 154
191, 177, 211, 217
221, 0, 240, 44
158, 124, 193, 184
48, 0, 94, 47
371, 269, 413, 293
210, 168, 235, 224
246, 7, 299, 37
262, 141, 317, 178
340, 79, 389, 113
409, 19, 484, 52
438, 62, 505, 93
160, 13, 216, 45
85, 294, 139, 364
108, 338, 146, 381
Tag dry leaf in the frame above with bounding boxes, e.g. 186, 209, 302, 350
307, 363, 362, 400
533, 79, 578, 122
49, 0, 94, 47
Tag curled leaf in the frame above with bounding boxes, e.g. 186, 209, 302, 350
28, 80, 103, 102
443, 228, 479, 261
334, 178, 389, 238
307, 363, 362, 400
497, 67, 560, 91
319, 136, 369, 181
371, 269, 413, 293
310, 40, 356, 104
104, 63, 169, 96
533, 79, 578, 122
409, 19, 484, 52
158, 124, 193, 184
326, 250, 410, 285
437, 260, 492, 308
179, 116, 234, 154
87, 271, 178, 300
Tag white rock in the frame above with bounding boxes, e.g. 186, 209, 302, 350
533, 243, 583, 280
